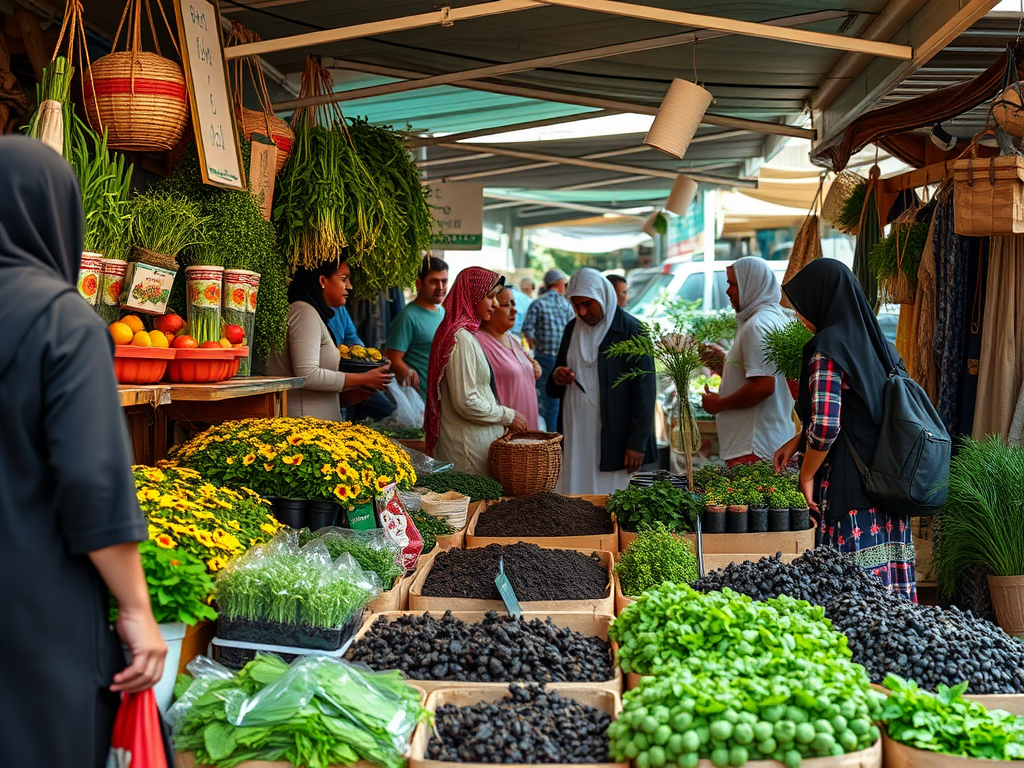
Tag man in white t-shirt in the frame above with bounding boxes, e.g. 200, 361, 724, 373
701, 258, 796, 466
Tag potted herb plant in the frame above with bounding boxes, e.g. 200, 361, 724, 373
723, 489, 749, 533
935, 437, 1024, 638
607, 480, 700, 549
747, 489, 769, 533
614, 522, 699, 607
767, 490, 790, 532
763, 319, 813, 399
787, 490, 811, 532
703, 490, 727, 534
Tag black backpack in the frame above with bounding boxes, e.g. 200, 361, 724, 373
843, 363, 951, 516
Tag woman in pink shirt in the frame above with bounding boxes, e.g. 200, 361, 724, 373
476, 286, 542, 430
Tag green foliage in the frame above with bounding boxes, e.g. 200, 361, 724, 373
417, 470, 504, 502
881, 674, 1024, 759
171, 654, 428, 768
934, 436, 1024, 597
762, 319, 813, 381
408, 508, 456, 553
695, 462, 800, 508
26, 56, 74, 158
129, 190, 208, 258
68, 116, 133, 261
299, 527, 404, 589
615, 522, 698, 596
607, 481, 701, 533
869, 222, 930, 296
662, 299, 737, 343
360, 420, 425, 441
116, 541, 217, 626
836, 180, 868, 233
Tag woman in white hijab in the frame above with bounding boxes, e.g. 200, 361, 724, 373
550, 268, 656, 494
701, 257, 796, 465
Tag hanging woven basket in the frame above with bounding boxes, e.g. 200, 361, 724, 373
236, 106, 294, 175
488, 431, 563, 497
821, 170, 867, 236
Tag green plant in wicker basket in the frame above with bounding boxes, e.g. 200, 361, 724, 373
836, 180, 868, 233
762, 319, 813, 381
129, 190, 208, 258
615, 522, 699, 596
869, 221, 930, 302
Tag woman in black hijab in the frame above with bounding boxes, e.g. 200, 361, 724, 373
774, 259, 917, 600
0, 136, 167, 766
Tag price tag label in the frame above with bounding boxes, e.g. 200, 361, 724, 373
494, 555, 522, 618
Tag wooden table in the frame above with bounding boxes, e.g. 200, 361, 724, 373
118, 377, 303, 464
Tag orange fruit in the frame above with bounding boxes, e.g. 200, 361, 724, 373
148, 330, 169, 349
108, 322, 134, 346
131, 330, 153, 347
121, 314, 145, 334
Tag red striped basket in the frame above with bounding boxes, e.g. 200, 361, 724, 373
84, 51, 189, 152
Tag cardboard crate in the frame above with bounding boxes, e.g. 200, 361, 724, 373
466, 494, 616, 553
409, 549, 615, 615
349, 610, 622, 694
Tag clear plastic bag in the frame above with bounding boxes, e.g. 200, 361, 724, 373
313, 526, 404, 588
387, 380, 425, 429
392, 438, 454, 475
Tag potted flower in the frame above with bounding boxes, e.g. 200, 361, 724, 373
787, 490, 811, 532
767, 489, 790, 532
723, 489, 749, 533
703, 489, 726, 534
934, 437, 1024, 638
747, 489, 769, 533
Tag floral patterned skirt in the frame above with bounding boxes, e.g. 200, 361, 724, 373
817, 466, 917, 602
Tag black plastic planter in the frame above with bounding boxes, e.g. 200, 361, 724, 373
790, 507, 811, 532
704, 507, 727, 534
769, 508, 790, 532
273, 497, 308, 529
726, 506, 749, 533
307, 500, 340, 530
748, 506, 769, 533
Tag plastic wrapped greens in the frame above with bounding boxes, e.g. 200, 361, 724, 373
299, 526, 405, 589
170, 654, 427, 768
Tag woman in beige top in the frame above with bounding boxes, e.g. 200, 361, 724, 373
269, 259, 392, 421
425, 268, 528, 475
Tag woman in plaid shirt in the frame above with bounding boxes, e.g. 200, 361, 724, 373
774, 260, 916, 600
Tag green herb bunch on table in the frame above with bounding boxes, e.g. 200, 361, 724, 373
608, 480, 702, 533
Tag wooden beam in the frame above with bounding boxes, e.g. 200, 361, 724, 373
483, 191, 647, 218
812, 0, 999, 154
533, 0, 913, 59
407, 110, 616, 148
275, 58, 815, 140
881, 160, 955, 193
224, 0, 543, 60
427, 145, 653, 182
322, 10, 851, 105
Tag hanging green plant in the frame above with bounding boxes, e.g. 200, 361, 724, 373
869, 221, 929, 304
68, 115, 134, 261
25, 55, 74, 157
835, 180, 868, 234
762, 319, 813, 381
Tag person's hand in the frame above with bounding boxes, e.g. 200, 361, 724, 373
701, 386, 724, 415
509, 412, 529, 432
773, 435, 801, 473
405, 368, 420, 391
624, 448, 645, 473
531, 357, 542, 380
350, 364, 395, 392
111, 606, 167, 693
700, 342, 727, 375
552, 366, 576, 387
799, 473, 821, 514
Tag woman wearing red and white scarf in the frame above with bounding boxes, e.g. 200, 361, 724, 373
425, 267, 529, 474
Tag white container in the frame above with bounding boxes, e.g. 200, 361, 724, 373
153, 621, 186, 713
644, 78, 713, 159
665, 175, 699, 216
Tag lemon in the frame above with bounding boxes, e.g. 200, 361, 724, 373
109, 322, 134, 346
121, 314, 145, 334
131, 330, 153, 347
148, 330, 169, 349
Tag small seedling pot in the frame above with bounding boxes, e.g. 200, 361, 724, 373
748, 506, 769, 533
790, 506, 811, 532
769, 508, 790, 532
703, 506, 727, 534
307, 500, 340, 530
726, 506, 749, 533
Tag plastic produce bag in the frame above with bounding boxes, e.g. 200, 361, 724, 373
391, 438, 454, 475
313, 526, 404, 588
387, 380, 425, 429
108, 689, 169, 768
169, 654, 426, 768
376, 483, 424, 571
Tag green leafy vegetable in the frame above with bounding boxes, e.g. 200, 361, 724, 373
298, 527, 404, 589
417, 471, 504, 502
615, 522, 698, 596
409, 508, 456, 553
68, 116, 133, 261
129, 190, 208, 259
607, 481, 701, 533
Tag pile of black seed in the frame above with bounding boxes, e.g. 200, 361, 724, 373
421, 543, 608, 601
346, 610, 613, 683
427, 684, 611, 764
692, 547, 1024, 693
475, 493, 613, 537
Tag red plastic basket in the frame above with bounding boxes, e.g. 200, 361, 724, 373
114, 346, 175, 384
164, 348, 235, 384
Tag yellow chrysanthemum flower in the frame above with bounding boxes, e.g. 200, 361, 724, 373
243, 453, 256, 466
264, 463, 275, 472
154, 534, 176, 549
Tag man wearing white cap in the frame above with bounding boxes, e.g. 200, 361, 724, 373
548, 268, 656, 494
523, 267, 575, 430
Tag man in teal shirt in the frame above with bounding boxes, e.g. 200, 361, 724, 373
387, 257, 448, 398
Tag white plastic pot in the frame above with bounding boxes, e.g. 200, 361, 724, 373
153, 621, 187, 712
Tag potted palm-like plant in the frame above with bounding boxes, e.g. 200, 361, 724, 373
935, 437, 1024, 637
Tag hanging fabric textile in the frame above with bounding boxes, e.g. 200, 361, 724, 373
852, 167, 882, 310
932, 182, 975, 437
898, 211, 940, 402
958, 241, 988, 436
972, 236, 1024, 439
781, 179, 824, 309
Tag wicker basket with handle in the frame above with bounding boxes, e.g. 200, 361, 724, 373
821, 170, 866, 235
83, 0, 188, 152
488, 431, 563, 496
953, 132, 1024, 236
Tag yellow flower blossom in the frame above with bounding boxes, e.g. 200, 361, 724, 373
282, 454, 304, 466
243, 453, 256, 466
154, 534, 176, 549
264, 463, 275, 472
260, 522, 278, 535
145, 489, 161, 501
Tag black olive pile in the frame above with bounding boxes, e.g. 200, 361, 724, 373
346, 610, 614, 683
692, 548, 1024, 693
427, 684, 611, 764
827, 592, 1024, 693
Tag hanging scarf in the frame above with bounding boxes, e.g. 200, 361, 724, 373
0, 136, 83, 380
566, 268, 617, 402
288, 264, 341, 344
425, 267, 502, 454
732, 257, 782, 325
853, 171, 882, 311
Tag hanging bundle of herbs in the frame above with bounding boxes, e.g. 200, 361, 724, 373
870, 217, 930, 304
68, 115, 134, 261
835, 179, 868, 234
762, 319, 813, 381
26, 55, 74, 157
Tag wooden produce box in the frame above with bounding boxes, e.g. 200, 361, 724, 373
614, 572, 634, 616
685, 526, 816, 555
695, 739, 880, 768
409, 549, 615, 615
367, 578, 403, 613
349, 610, 622, 694
882, 732, 985, 767
465, 495, 617, 553
408, 687, 629, 768
178, 754, 376, 768
178, 619, 217, 673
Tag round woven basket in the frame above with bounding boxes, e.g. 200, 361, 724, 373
237, 106, 294, 175
488, 431, 563, 497
84, 51, 189, 152
821, 170, 866, 236
993, 85, 1024, 138
129, 245, 177, 271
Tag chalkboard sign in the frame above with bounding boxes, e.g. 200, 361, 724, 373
173, 0, 245, 190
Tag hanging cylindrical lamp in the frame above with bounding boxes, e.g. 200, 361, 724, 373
665, 175, 699, 216
644, 78, 713, 159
